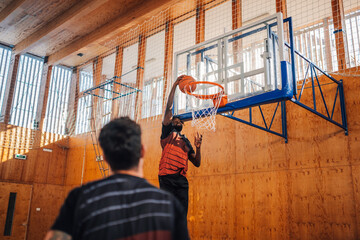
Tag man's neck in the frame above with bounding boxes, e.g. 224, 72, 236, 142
112, 169, 143, 178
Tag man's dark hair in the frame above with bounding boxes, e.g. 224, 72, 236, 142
99, 117, 142, 171
172, 115, 184, 123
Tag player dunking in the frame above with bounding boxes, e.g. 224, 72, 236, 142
158, 75, 203, 215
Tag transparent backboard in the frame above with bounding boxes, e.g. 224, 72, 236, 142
173, 12, 287, 116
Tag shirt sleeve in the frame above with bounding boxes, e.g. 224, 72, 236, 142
51, 187, 81, 236
161, 123, 173, 139
172, 197, 190, 240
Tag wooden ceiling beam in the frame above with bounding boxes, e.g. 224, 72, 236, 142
48, 0, 181, 65
0, 0, 26, 23
14, 0, 106, 55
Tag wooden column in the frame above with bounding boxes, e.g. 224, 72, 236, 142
135, 34, 146, 121
232, 0, 242, 30
232, 2, 242, 60
196, 2, 205, 44
276, 0, 287, 18
195, 1, 205, 64
37, 65, 52, 133
111, 46, 124, 119
323, 17, 334, 71
92, 57, 103, 130
33, 63, 52, 147
65, 68, 79, 135
232, 0, 242, 91
162, 20, 174, 112
331, 0, 346, 70
3, 54, 20, 124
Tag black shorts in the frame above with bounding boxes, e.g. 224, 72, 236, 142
159, 173, 189, 215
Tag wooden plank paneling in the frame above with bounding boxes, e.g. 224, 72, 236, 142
48, 0, 183, 65
14, 0, 106, 54
0, 182, 32, 240
64, 136, 86, 186
33, 149, 51, 184
82, 139, 103, 184
188, 175, 235, 239
289, 167, 357, 239
352, 165, 360, 238
45, 144, 67, 185
187, 116, 236, 177
141, 118, 162, 180
234, 171, 290, 239
0, 0, 26, 23
21, 148, 38, 183
26, 183, 66, 240
64, 74, 360, 240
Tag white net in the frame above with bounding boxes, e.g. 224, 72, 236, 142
185, 82, 225, 132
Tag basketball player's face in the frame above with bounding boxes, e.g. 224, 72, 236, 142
172, 118, 184, 132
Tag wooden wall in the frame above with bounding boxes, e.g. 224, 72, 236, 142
0, 130, 69, 239
1, 75, 358, 239
142, 73, 360, 239
59, 73, 360, 239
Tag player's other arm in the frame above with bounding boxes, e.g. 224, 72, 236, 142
189, 132, 202, 167
44, 230, 71, 240
163, 76, 184, 126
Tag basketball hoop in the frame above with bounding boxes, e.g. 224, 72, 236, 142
183, 81, 228, 132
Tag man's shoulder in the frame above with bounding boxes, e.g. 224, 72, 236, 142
161, 123, 175, 140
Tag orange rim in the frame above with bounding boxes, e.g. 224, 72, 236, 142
184, 81, 225, 100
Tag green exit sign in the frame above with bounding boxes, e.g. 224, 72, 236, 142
14, 154, 27, 160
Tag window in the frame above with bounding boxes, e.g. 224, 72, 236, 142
9, 54, 44, 128
75, 64, 93, 134
0, 45, 12, 120
102, 83, 112, 126
101, 53, 116, 126
142, 31, 165, 118
142, 77, 164, 118
173, 17, 196, 111
42, 66, 72, 134
345, 10, 360, 68
75, 94, 92, 134
118, 43, 139, 120
294, 20, 338, 81
205, 1, 232, 41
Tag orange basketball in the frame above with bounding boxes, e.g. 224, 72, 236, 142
178, 75, 197, 93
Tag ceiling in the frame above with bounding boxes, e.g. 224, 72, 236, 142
0, 0, 184, 67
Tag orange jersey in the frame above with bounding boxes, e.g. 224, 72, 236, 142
159, 124, 194, 177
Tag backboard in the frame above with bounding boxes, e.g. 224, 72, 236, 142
173, 12, 293, 120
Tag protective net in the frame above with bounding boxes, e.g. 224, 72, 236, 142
0, 0, 359, 173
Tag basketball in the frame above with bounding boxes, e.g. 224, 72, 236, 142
178, 75, 197, 93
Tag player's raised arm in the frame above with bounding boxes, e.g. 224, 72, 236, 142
163, 75, 184, 126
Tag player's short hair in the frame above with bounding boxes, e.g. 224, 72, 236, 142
172, 115, 184, 123
99, 117, 142, 171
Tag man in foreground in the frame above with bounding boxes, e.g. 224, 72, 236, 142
45, 117, 189, 240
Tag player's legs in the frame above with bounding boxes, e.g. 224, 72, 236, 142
159, 174, 189, 214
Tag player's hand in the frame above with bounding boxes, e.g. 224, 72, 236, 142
194, 132, 202, 148
175, 75, 185, 85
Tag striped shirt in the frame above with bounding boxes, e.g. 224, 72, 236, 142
51, 174, 189, 240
